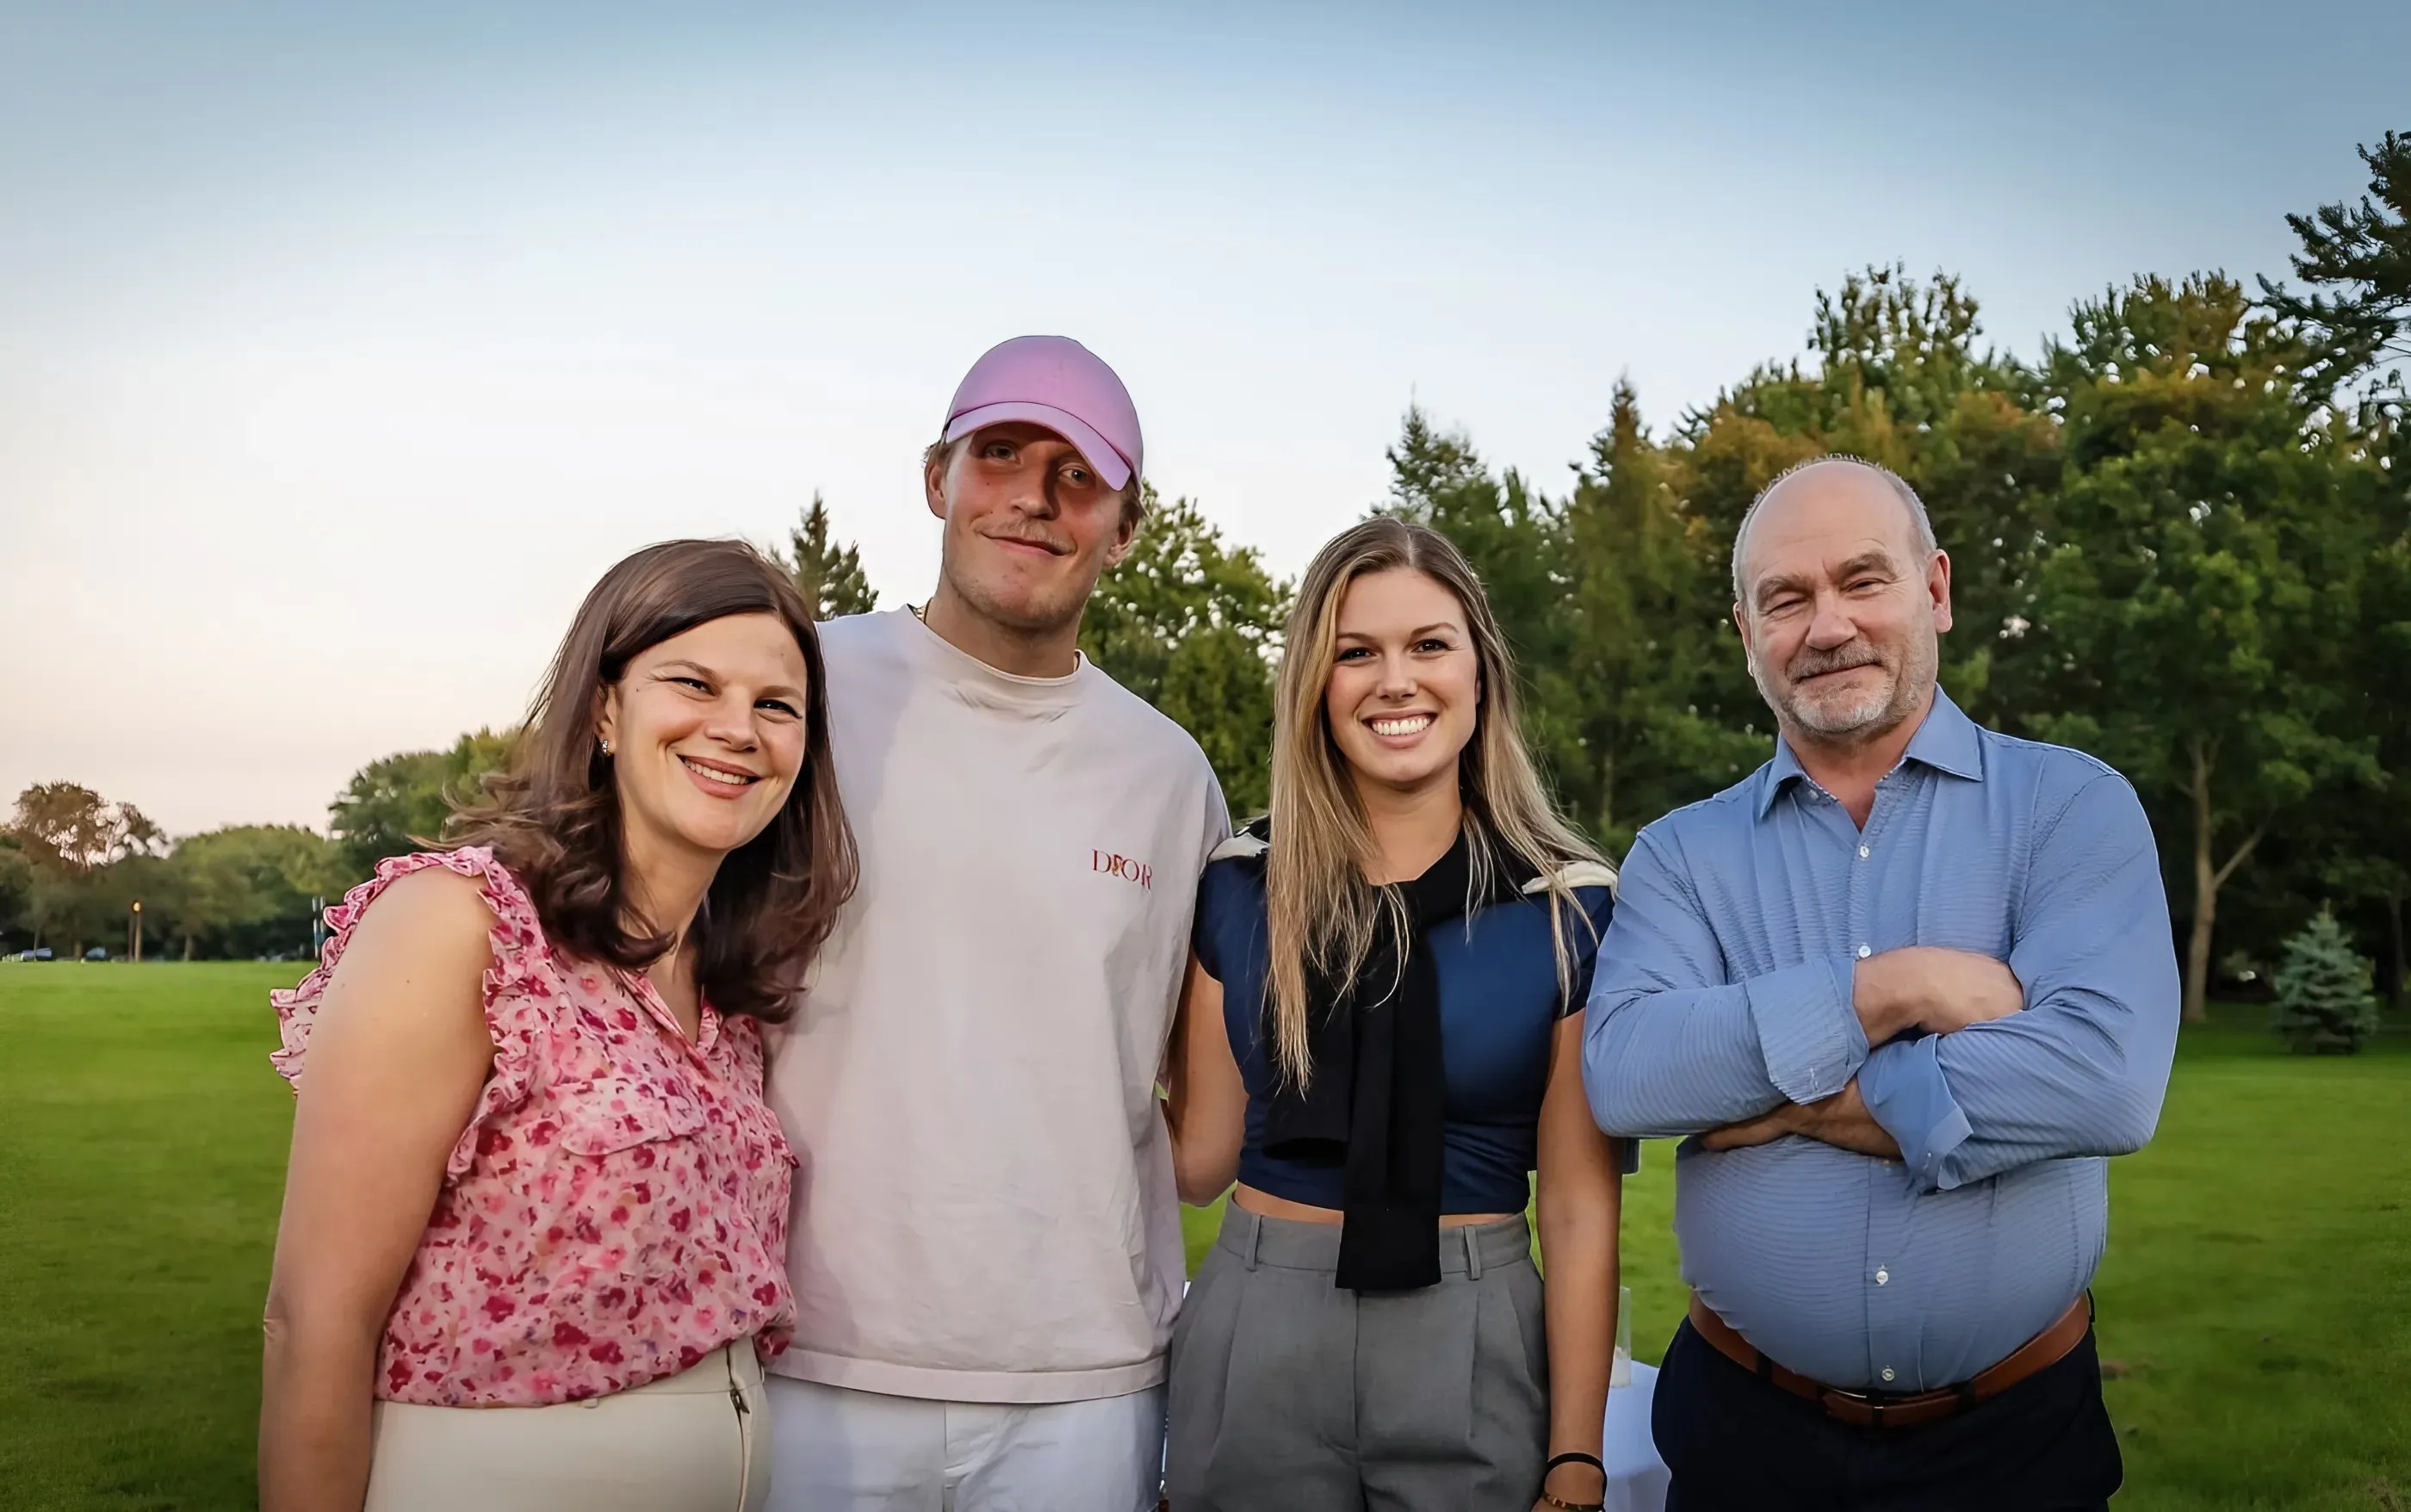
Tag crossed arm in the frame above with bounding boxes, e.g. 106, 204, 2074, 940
1581, 776, 2180, 1190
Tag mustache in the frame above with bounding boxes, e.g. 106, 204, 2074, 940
1786, 643, 1887, 680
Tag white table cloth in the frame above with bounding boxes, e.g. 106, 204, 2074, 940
1601, 1359, 1670, 1512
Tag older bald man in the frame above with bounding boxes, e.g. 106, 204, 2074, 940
1582, 457, 2179, 1510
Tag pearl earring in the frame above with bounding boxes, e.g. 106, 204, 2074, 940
599, 737, 613, 756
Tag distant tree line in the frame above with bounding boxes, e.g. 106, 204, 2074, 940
1, 784, 340, 962
0, 515, 871, 963
8, 133, 2400, 1026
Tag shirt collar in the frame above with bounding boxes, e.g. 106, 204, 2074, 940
1756, 685, 1983, 819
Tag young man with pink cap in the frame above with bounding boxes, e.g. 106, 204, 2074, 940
761, 336, 1229, 1510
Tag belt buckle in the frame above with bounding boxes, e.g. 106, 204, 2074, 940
1816, 1385, 1881, 1427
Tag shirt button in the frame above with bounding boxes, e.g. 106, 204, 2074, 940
1881, 1367, 1897, 1383
1856, 945, 1872, 959
1859, 846, 1871, 858
1875, 1267, 1889, 1286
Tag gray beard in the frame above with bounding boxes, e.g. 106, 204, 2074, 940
1757, 634, 1937, 742
1789, 675, 1901, 735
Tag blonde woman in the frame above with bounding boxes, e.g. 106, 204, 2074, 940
1162, 517, 1627, 1512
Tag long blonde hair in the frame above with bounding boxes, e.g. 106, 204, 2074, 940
1263, 517, 1605, 1088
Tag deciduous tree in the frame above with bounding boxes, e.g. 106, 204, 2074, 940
163, 825, 346, 960
328, 729, 515, 882
0, 833, 33, 952
2024, 275, 2388, 1022
1081, 489, 1286, 815
5, 783, 164, 957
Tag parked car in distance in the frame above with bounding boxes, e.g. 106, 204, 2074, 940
84, 947, 108, 962
16, 948, 55, 962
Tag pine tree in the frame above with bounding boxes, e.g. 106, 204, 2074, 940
2259, 130, 2411, 389
1381, 408, 1583, 806
2272, 908, 2382, 1055
1559, 381, 1766, 854
784, 493, 877, 621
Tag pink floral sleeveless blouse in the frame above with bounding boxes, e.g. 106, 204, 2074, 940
271, 847, 797, 1407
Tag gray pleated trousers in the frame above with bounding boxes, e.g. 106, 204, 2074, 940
1164, 1205, 1548, 1512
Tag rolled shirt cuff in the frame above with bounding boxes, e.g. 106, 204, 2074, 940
1745, 956, 1869, 1106
1859, 1035, 1974, 1190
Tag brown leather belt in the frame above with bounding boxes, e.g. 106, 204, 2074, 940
1684, 1292, 2092, 1429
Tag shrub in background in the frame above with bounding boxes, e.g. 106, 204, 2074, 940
2272, 909, 2382, 1055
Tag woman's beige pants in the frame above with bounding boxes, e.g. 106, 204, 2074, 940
364, 1342, 769, 1512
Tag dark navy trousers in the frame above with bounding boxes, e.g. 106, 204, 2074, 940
1652, 1319, 2123, 1512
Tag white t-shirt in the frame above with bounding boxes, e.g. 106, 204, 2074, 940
765, 607, 1230, 1404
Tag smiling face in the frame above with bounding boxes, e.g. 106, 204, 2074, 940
925, 420, 1136, 636
1322, 567, 1482, 800
1732, 462, 1951, 747
596, 612, 810, 865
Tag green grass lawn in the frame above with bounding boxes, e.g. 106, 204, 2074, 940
3, 963, 2407, 1510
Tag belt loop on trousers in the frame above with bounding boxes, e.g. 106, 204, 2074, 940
1243, 1209, 1263, 1271
1462, 1225, 1483, 1280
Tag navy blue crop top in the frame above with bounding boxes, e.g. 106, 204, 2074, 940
1192, 840, 1622, 1216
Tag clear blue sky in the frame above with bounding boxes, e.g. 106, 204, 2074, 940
3, 0, 2403, 833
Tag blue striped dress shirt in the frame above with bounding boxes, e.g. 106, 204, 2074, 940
1581, 689, 2179, 1391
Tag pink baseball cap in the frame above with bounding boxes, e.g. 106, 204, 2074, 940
941, 335, 1143, 492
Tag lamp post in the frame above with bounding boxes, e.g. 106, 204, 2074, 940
129, 900, 142, 964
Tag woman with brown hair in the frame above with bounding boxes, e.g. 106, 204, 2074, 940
259, 539, 857, 1512
1162, 517, 1627, 1512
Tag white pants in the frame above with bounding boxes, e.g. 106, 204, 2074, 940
763, 1376, 1164, 1512
364, 1342, 768, 1512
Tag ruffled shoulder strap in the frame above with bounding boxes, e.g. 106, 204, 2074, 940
270, 846, 558, 1177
